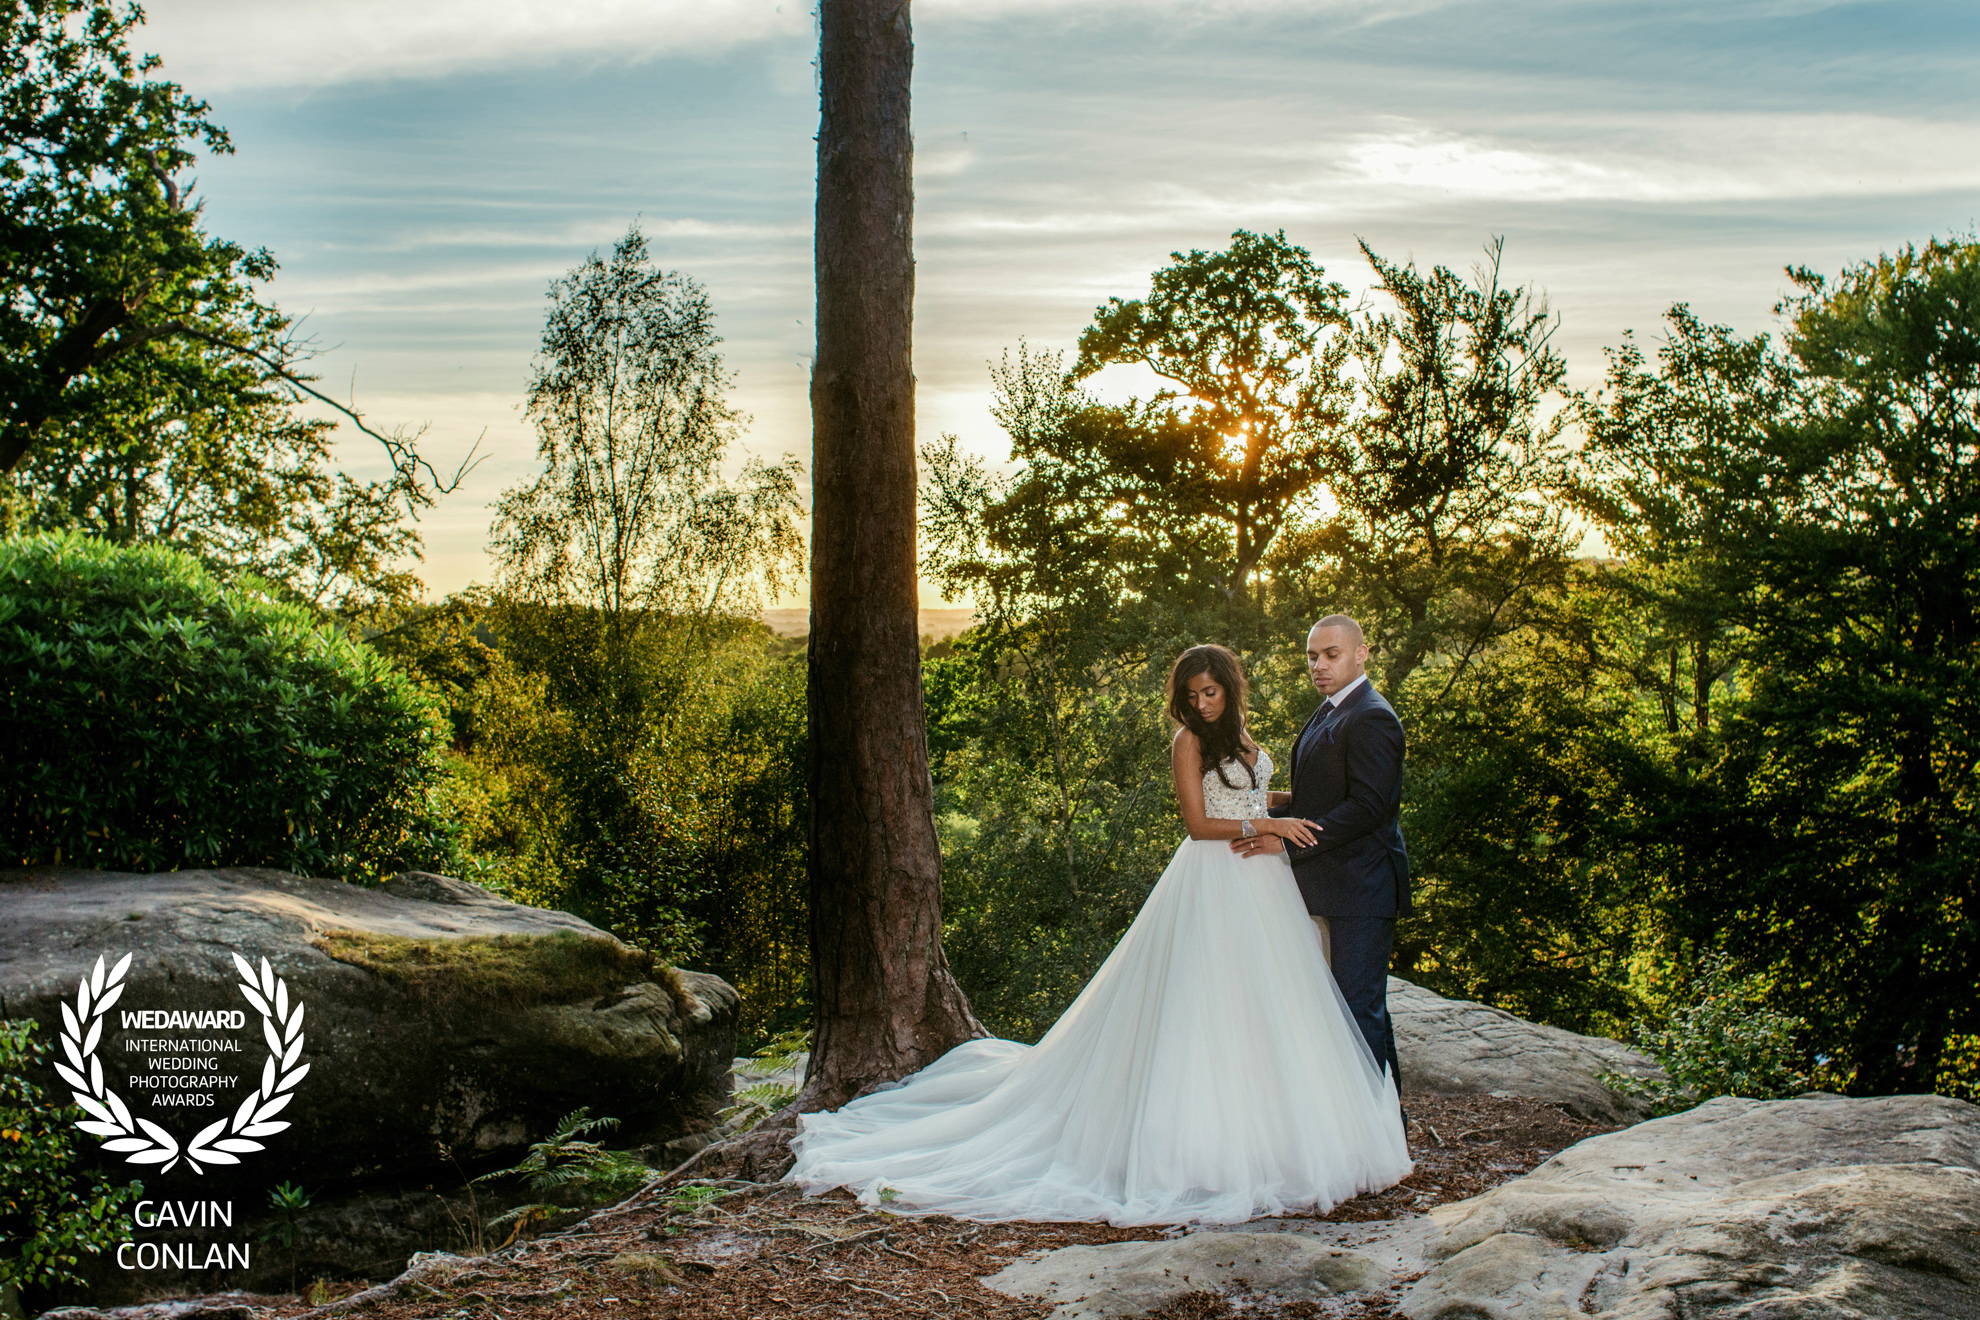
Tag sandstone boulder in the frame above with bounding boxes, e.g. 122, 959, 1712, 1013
982, 1232, 1389, 1318
1399, 1093, 1980, 1319
0, 866, 737, 1200
1390, 976, 1663, 1123
979, 1095, 1980, 1318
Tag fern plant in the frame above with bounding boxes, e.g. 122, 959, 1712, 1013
719, 1028, 808, 1133
473, 1108, 656, 1244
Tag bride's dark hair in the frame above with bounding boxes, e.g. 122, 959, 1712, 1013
1166, 644, 1256, 790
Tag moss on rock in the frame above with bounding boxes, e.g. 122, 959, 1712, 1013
311, 928, 656, 1012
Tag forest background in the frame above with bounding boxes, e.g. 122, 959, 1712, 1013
4, 0, 1975, 1107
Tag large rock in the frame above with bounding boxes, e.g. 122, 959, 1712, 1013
1391, 976, 1663, 1123
983, 1232, 1389, 1318
1399, 1093, 1980, 1319
0, 866, 737, 1198
979, 1095, 1980, 1319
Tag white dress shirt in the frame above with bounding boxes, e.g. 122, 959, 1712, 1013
1322, 673, 1368, 711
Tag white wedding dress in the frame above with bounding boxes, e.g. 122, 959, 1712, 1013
786, 748, 1413, 1226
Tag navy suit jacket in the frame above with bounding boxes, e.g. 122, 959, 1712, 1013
1278, 680, 1412, 919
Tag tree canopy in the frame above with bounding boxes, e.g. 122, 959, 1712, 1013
3, 0, 471, 610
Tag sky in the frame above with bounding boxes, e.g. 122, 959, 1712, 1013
140, 0, 1980, 604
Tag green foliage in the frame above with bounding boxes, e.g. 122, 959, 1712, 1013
930, 632, 1189, 1041
259, 1181, 313, 1292
1599, 955, 1809, 1116
1392, 603, 1656, 1035
0, 1020, 140, 1295
1272, 237, 1573, 695
1067, 228, 1353, 599
1, 0, 243, 470
720, 1080, 799, 1135
923, 231, 1579, 1040
0, 530, 459, 881
1, 0, 449, 586
10, 328, 426, 614
1562, 236, 1980, 1094
1938, 1036, 1980, 1104
260, 1182, 313, 1246
475, 1108, 654, 1210
379, 234, 815, 1037
718, 1027, 809, 1132
2, 0, 463, 617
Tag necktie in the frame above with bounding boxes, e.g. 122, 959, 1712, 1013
1301, 702, 1334, 759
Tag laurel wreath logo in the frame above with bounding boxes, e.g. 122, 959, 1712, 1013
57, 952, 310, 1174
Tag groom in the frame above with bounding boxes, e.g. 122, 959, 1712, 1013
1236, 614, 1409, 1090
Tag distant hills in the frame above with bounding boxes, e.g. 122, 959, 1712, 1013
761, 607, 977, 640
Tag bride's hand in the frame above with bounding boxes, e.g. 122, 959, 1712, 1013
1231, 834, 1286, 858
1263, 817, 1321, 847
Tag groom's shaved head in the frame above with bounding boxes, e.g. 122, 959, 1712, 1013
1313, 614, 1364, 646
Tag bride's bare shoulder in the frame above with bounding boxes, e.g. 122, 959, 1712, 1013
1170, 726, 1203, 763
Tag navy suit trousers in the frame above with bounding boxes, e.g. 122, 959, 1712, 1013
1328, 915, 1401, 1086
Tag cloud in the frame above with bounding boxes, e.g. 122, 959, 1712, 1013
318, 217, 810, 256
141, 0, 811, 91
142, 0, 1453, 92
1329, 117, 1980, 204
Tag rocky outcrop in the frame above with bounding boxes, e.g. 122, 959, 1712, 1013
1399, 1093, 1980, 1318
1, 867, 737, 1301
983, 1232, 1389, 1317
982, 1094, 1980, 1319
1390, 976, 1663, 1123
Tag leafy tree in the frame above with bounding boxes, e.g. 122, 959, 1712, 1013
1064, 229, 1353, 601
384, 236, 811, 1023
930, 233, 1354, 618
492, 223, 801, 653
3, 0, 470, 577
10, 329, 422, 612
1275, 239, 1573, 696
1, 0, 240, 475
1704, 237, 1980, 1094
1562, 235, 1980, 1095
1572, 306, 1793, 737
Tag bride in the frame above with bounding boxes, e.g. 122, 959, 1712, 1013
786, 644, 1412, 1225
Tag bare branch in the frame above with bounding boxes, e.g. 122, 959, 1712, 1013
165, 322, 487, 504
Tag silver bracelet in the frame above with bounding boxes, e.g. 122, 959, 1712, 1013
1240, 818, 1257, 838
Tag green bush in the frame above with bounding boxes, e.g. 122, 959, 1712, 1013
0, 531, 457, 882
0, 1021, 141, 1304
1600, 953, 1810, 1116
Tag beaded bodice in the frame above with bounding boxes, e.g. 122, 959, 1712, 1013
1201, 746, 1273, 821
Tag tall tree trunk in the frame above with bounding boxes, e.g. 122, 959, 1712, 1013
804, 0, 984, 1113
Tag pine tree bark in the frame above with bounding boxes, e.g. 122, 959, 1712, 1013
803, 0, 984, 1113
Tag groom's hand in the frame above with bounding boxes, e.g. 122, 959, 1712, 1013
1232, 835, 1285, 858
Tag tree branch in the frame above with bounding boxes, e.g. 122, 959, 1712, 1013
167, 322, 487, 505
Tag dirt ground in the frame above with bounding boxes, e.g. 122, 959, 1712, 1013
117, 1094, 1613, 1320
